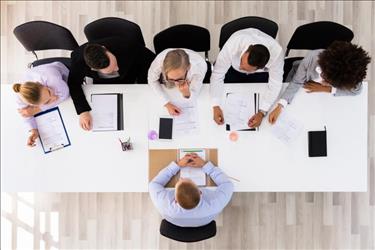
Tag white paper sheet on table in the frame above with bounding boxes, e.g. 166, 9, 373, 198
34, 108, 70, 153
179, 148, 207, 186
224, 92, 257, 130
173, 102, 199, 135
270, 111, 304, 145
91, 94, 118, 131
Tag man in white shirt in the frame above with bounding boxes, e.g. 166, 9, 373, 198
149, 153, 234, 227
210, 28, 284, 128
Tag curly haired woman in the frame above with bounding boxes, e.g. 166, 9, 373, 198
269, 41, 371, 124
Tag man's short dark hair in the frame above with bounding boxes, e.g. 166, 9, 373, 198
83, 44, 110, 69
318, 41, 371, 90
246, 44, 270, 69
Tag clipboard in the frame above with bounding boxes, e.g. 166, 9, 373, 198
90, 93, 124, 131
225, 92, 260, 132
34, 107, 71, 154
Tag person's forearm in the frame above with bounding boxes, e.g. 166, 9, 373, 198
280, 81, 303, 105
150, 162, 180, 187
259, 79, 282, 112
334, 82, 362, 96
67, 76, 91, 115
202, 162, 231, 186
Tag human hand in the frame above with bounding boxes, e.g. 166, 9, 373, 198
189, 153, 206, 168
79, 111, 92, 131
164, 102, 181, 116
177, 154, 193, 167
178, 80, 191, 98
18, 106, 41, 117
213, 106, 224, 125
27, 129, 39, 147
304, 81, 332, 93
248, 111, 265, 128
268, 104, 283, 124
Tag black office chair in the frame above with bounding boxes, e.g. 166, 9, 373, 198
219, 16, 278, 83
13, 21, 79, 69
219, 16, 278, 50
153, 24, 212, 83
283, 21, 354, 81
84, 17, 145, 46
159, 219, 216, 242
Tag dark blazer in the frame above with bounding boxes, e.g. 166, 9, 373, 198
67, 37, 155, 114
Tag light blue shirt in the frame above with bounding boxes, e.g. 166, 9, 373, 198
149, 161, 234, 227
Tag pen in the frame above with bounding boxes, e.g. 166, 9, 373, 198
228, 176, 240, 182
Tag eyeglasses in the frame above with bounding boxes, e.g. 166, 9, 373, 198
165, 70, 188, 86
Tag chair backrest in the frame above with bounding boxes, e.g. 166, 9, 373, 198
219, 16, 278, 49
286, 21, 354, 56
13, 21, 79, 52
84, 17, 145, 46
153, 24, 210, 56
159, 219, 216, 242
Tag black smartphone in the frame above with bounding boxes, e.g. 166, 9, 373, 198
159, 118, 173, 139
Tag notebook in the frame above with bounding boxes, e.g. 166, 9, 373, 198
308, 130, 327, 157
91, 93, 124, 131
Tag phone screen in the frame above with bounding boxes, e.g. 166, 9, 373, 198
159, 118, 173, 139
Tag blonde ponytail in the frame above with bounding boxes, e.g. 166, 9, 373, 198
13, 83, 22, 93
12, 81, 43, 104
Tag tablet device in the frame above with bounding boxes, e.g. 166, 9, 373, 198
159, 118, 173, 139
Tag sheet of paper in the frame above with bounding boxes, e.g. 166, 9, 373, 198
270, 111, 304, 145
173, 103, 199, 135
224, 92, 256, 130
35, 109, 70, 152
180, 167, 206, 186
91, 94, 118, 131
178, 148, 207, 185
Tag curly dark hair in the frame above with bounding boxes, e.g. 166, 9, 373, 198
83, 44, 110, 69
318, 41, 371, 90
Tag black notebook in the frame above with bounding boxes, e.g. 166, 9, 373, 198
308, 130, 327, 157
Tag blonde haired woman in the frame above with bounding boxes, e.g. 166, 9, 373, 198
13, 62, 70, 147
148, 48, 207, 115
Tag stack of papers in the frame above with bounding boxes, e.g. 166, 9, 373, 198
179, 149, 206, 186
224, 92, 257, 131
270, 111, 304, 144
173, 103, 199, 135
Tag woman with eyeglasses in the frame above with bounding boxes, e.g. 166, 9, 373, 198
12, 62, 70, 147
148, 49, 207, 116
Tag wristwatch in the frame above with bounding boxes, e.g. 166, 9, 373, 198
259, 109, 267, 116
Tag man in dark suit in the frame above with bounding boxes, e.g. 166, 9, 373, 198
67, 37, 155, 130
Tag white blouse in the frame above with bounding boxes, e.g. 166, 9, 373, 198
147, 48, 207, 106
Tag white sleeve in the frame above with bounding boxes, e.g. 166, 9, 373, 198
147, 55, 170, 106
210, 40, 234, 107
259, 48, 284, 112
187, 56, 206, 101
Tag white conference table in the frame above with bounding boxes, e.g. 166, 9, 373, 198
1, 83, 368, 192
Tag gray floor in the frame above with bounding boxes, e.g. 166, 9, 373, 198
1, 1, 374, 249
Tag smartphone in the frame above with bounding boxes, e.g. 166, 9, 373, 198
159, 118, 173, 139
